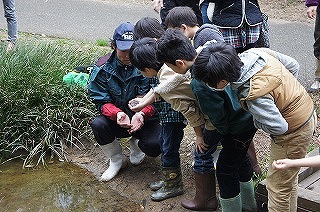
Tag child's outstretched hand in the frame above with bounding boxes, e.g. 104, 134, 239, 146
272, 159, 292, 170
195, 136, 209, 154
128, 98, 144, 112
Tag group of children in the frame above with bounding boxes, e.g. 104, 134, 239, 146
89, 5, 319, 212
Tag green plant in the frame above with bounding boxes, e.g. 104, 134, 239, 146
96, 39, 108, 47
0, 38, 105, 167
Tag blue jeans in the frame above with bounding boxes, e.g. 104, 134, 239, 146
3, 0, 18, 42
193, 129, 222, 174
216, 128, 257, 198
161, 122, 186, 167
200, 1, 212, 24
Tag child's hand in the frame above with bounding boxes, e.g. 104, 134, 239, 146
272, 159, 291, 170
195, 136, 209, 154
128, 98, 144, 112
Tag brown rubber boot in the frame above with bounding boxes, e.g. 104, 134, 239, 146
181, 171, 219, 211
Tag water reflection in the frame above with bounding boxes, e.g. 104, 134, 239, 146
0, 160, 143, 211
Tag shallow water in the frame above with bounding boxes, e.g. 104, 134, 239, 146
0, 160, 143, 211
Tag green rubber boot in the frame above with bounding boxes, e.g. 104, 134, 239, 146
220, 194, 242, 212
151, 166, 184, 201
240, 179, 257, 212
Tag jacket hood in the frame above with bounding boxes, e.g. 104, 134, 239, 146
232, 50, 267, 89
194, 24, 224, 48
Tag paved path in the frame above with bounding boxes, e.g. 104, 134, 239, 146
0, 0, 316, 88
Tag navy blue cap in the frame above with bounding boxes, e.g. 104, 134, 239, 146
113, 22, 134, 50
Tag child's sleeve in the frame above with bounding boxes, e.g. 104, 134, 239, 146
258, 48, 300, 77
246, 95, 288, 135
170, 98, 205, 128
153, 71, 190, 94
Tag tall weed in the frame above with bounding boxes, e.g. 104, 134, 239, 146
0, 39, 103, 167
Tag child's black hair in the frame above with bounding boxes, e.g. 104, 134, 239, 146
193, 42, 243, 86
129, 37, 163, 72
157, 28, 197, 65
165, 6, 198, 28
134, 17, 165, 40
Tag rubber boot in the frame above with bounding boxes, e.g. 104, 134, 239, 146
181, 171, 219, 211
149, 180, 164, 191
129, 137, 145, 165
151, 166, 184, 201
240, 179, 257, 212
100, 139, 126, 181
220, 194, 242, 212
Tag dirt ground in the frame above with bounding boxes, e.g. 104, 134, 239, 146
66, 1, 320, 211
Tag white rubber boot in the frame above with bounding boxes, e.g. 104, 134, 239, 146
129, 137, 145, 165
100, 139, 125, 181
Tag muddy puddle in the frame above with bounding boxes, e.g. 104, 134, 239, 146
0, 160, 143, 211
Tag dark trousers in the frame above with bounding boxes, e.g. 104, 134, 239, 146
216, 128, 257, 199
314, 5, 320, 59
160, 0, 203, 27
91, 115, 162, 157
160, 122, 186, 167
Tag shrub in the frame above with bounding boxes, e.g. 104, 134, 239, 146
0, 39, 104, 167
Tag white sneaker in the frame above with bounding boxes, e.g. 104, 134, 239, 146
308, 79, 320, 93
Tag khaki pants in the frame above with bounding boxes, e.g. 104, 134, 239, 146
266, 112, 316, 212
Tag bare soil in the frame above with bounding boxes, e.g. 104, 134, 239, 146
66, 1, 320, 211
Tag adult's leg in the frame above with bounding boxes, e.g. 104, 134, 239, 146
200, 1, 212, 24
266, 114, 316, 212
91, 115, 130, 181
3, 0, 17, 42
309, 5, 320, 92
133, 119, 162, 157
91, 115, 130, 145
159, 0, 176, 28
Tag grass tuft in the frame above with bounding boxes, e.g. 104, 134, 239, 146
0, 36, 106, 167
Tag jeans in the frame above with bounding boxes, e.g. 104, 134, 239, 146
216, 128, 257, 199
91, 115, 162, 157
200, 1, 212, 24
160, 122, 186, 167
193, 128, 221, 174
314, 5, 320, 60
3, 0, 17, 42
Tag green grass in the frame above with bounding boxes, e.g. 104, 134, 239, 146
0, 34, 107, 167
96, 39, 108, 47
